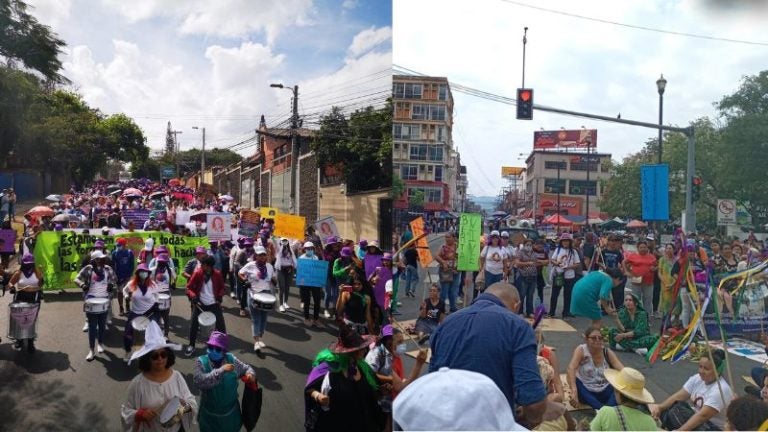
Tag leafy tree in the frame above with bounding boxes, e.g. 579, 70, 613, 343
409, 189, 425, 208
390, 175, 405, 200
172, 148, 243, 175
131, 158, 162, 180
101, 113, 148, 164
0, 0, 67, 83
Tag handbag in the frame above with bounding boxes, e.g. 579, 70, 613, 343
660, 401, 719, 431
554, 272, 565, 288
474, 272, 486, 292
241, 376, 263, 431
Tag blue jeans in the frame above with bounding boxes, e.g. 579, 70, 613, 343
440, 274, 461, 312
485, 271, 504, 288
518, 277, 537, 316
752, 367, 767, 391
324, 276, 339, 310
248, 295, 269, 337
576, 378, 617, 410
86, 312, 107, 350
404, 265, 419, 295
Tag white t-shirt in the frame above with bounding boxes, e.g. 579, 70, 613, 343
124, 283, 160, 315
682, 374, 733, 429
481, 245, 508, 275
239, 261, 275, 293
199, 277, 216, 306
151, 267, 175, 292
551, 247, 581, 279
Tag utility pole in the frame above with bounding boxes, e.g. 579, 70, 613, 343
585, 135, 592, 231
270, 83, 300, 214
171, 130, 183, 178
192, 126, 206, 186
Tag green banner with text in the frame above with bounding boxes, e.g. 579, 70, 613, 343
33, 231, 209, 291
457, 213, 482, 271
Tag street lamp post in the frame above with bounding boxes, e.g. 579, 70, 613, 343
585, 135, 592, 231
270, 83, 299, 214
192, 126, 205, 186
656, 74, 667, 164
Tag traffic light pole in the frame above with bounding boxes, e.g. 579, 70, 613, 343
531, 103, 697, 232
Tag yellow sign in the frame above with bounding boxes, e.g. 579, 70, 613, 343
409, 217, 433, 267
260, 207, 279, 219
501, 166, 525, 176
274, 214, 306, 240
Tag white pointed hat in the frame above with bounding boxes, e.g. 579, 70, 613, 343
128, 320, 181, 364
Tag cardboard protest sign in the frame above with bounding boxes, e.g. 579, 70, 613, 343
296, 258, 328, 287
457, 213, 482, 271
0, 229, 16, 253
33, 231, 209, 291
123, 209, 152, 228
316, 217, 340, 245
260, 207, 279, 219
274, 214, 306, 240
206, 213, 232, 242
239, 210, 261, 237
409, 217, 433, 267
364, 254, 390, 309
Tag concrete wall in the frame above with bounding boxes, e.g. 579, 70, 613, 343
298, 152, 318, 224
318, 185, 390, 244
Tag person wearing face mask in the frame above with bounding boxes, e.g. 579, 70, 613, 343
152, 254, 176, 339
275, 238, 297, 312
515, 238, 539, 318
185, 255, 227, 356
299, 242, 324, 327
111, 237, 135, 316
239, 246, 276, 353
75, 250, 117, 361
193, 331, 257, 432
8, 254, 43, 353
122, 263, 161, 362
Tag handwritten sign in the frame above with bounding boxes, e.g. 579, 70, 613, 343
457, 213, 482, 271
296, 258, 329, 288
206, 212, 232, 242
409, 217, 433, 267
239, 210, 261, 237
123, 209, 152, 228
0, 229, 16, 253
274, 213, 306, 240
260, 207, 279, 219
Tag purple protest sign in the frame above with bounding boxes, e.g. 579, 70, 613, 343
364, 254, 391, 310
0, 229, 17, 253
123, 209, 151, 228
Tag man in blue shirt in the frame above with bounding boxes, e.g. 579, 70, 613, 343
111, 238, 135, 315
429, 282, 547, 428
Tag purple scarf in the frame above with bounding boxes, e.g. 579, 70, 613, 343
256, 261, 268, 280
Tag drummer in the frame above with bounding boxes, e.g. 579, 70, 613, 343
151, 253, 176, 339
238, 245, 276, 353
75, 250, 117, 362
8, 254, 43, 353
185, 255, 227, 357
123, 263, 162, 362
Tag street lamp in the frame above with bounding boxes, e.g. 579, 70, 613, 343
270, 82, 299, 214
656, 74, 667, 164
192, 126, 205, 186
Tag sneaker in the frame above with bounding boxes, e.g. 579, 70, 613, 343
86, 350, 95, 362
278, 305, 286, 313
634, 348, 648, 356
323, 310, 331, 319
457, 298, 464, 305
104, 323, 109, 331
615, 343, 626, 351
107, 317, 113, 325
185, 345, 195, 357
13, 341, 23, 351
283, 303, 290, 310
259, 341, 266, 350
230, 292, 237, 299
254, 342, 260, 352
82, 322, 89, 332
396, 301, 403, 306
300, 302, 305, 309
239, 309, 248, 317
27, 341, 36, 354
96, 343, 105, 354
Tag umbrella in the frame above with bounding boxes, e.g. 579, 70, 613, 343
123, 187, 143, 197
490, 210, 507, 217
106, 184, 121, 192
150, 191, 165, 199
109, 189, 122, 196
25, 206, 55, 218
626, 219, 648, 228
190, 209, 208, 222
168, 179, 181, 186
45, 194, 62, 202
52, 213, 71, 223
219, 194, 234, 202
543, 214, 573, 226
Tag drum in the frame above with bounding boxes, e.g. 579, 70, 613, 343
84, 297, 110, 314
159, 396, 190, 428
8, 302, 39, 340
132, 316, 150, 331
198, 311, 216, 327
251, 292, 277, 311
157, 293, 171, 311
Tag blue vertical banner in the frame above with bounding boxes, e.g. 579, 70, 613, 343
640, 164, 670, 221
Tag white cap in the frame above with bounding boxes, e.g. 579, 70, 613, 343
393, 367, 526, 431
254, 245, 267, 255
303, 241, 315, 248
91, 250, 107, 260
490, 230, 500, 237
501, 231, 510, 237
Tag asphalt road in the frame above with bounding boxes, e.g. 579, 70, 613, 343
0, 232, 760, 431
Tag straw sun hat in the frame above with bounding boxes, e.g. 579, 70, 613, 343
603, 367, 655, 404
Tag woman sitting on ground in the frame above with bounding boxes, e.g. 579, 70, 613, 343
414, 283, 445, 344
607, 292, 659, 355
566, 326, 624, 410
649, 349, 733, 431
590, 367, 658, 431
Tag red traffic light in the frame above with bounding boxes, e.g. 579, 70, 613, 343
519, 90, 531, 102
692, 177, 703, 186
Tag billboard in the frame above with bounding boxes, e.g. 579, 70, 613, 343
640, 164, 670, 221
537, 193, 583, 216
501, 166, 525, 176
534, 129, 597, 150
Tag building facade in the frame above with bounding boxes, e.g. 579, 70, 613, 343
522, 150, 612, 220
392, 75, 464, 215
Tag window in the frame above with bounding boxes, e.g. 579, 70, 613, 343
438, 84, 448, 101
409, 144, 443, 162
436, 125, 447, 142
427, 165, 433, 172
411, 103, 446, 121
569, 180, 597, 195
410, 145, 427, 161
393, 82, 423, 99
570, 159, 599, 171
428, 146, 443, 162
393, 123, 421, 140
435, 166, 443, 182
394, 143, 399, 149
400, 165, 418, 180
426, 188, 442, 203
544, 178, 566, 194
412, 104, 426, 120
429, 104, 446, 121
544, 161, 567, 170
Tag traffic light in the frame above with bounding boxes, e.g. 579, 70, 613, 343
692, 176, 702, 201
516, 88, 533, 120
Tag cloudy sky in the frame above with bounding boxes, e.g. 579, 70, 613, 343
27, 0, 391, 156
393, 0, 768, 197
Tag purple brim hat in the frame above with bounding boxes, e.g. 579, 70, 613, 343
206, 331, 228, 351
21, 254, 35, 264
340, 247, 353, 258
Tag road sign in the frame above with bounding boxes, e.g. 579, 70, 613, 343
717, 199, 737, 226
161, 166, 175, 178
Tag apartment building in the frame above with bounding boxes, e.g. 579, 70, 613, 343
392, 75, 462, 214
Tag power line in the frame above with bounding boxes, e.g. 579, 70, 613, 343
499, 0, 768, 47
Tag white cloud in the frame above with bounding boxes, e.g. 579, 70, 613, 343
342, 0, 359, 9
347, 26, 392, 59
26, 0, 72, 29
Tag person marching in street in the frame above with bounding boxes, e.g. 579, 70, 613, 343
152, 253, 176, 340
185, 255, 227, 356
182, 245, 207, 281
436, 232, 461, 313
138, 237, 155, 265
336, 270, 374, 336
193, 331, 257, 432
75, 250, 117, 361
234, 238, 256, 317
299, 241, 324, 327
322, 237, 342, 319
275, 237, 297, 312
8, 254, 43, 353
239, 245, 276, 353
515, 238, 539, 318
549, 233, 581, 319
123, 263, 162, 362
111, 237, 135, 316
